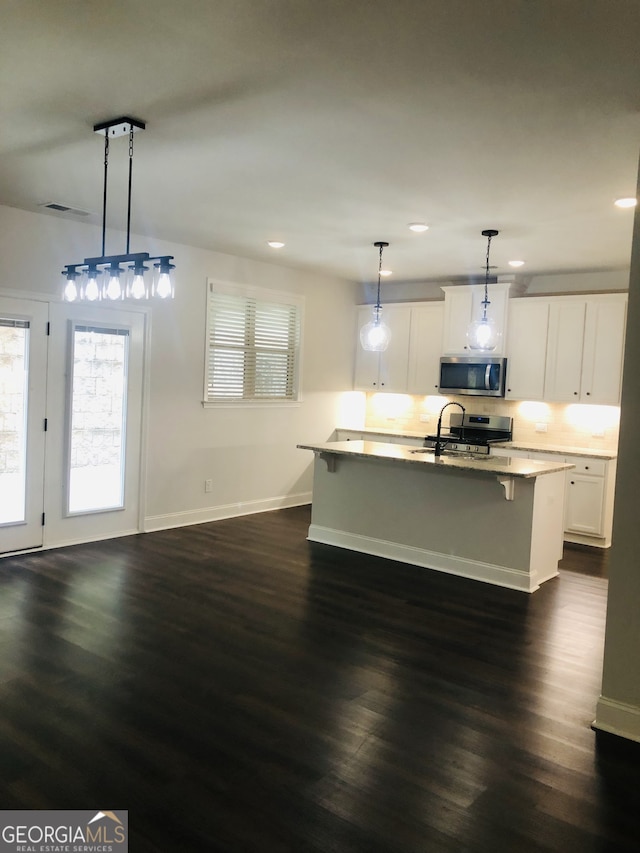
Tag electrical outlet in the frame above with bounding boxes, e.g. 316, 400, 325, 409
535, 422, 547, 433
419, 414, 430, 423
592, 427, 605, 437
205, 479, 213, 493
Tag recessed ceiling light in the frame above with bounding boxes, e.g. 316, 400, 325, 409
508, 260, 525, 267
267, 240, 285, 248
380, 269, 392, 277
614, 197, 637, 209
408, 223, 429, 232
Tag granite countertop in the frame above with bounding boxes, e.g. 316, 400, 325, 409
337, 427, 617, 460
298, 440, 574, 479
500, 441, 617, 460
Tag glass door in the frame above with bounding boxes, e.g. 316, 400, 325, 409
44, 303, 146, 547
0, 298, 48, 554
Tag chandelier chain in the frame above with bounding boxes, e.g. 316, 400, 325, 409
101, 131, 110, 258
482, 232, 493, 317
126, 124, 135, 255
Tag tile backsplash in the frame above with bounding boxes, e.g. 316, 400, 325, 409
363, 393, 620, 452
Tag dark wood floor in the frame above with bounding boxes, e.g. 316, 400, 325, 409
0, 506, 638, 852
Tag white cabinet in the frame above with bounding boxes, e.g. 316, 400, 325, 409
442, 287, 474, 354
491, 446, 617, 547
565, 473, 606, 538
354, 305, 412, 392
441, 283, 510, 355
544, 300, 585, 401
505, 299, 549, 400
407, 302, 444, 394
580, 297, 627, 404
563, 455, 615, 544
544, 294, 627, 404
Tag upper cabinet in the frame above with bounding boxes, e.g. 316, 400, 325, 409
407, 302, 445, 394
441, 283, 510, 355
505, 299, 550, 401
353, 291, 627, 405
354, 302, 444, 394
544, 294, 627, 405
354, 305, 412, 392
580, 296, 628, 404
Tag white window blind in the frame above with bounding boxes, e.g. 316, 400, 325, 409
205, 282, 302, 402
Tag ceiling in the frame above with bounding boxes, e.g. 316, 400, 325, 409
2, 0, 640, 285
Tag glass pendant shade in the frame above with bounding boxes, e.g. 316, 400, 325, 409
467, 228, 500, 352
153, 258, 176, 299
127, 262, 149, 299
83, 270, 101, 301
104, 266, 123, 300
63, 273, 78, 302
360, 305, 392, 352
467, 315, 498, 351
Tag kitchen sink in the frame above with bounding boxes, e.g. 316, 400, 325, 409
409, 448, 480, 460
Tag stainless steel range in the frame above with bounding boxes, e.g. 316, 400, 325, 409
424, 413, 513, 455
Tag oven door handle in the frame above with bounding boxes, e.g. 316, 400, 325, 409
484, 364, 492, 391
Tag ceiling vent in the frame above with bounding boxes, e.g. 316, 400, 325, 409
39, 201, 91, 216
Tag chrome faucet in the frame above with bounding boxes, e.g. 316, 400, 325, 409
434, 402, 466, 457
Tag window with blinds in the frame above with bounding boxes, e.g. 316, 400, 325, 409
205, 281, 302, 402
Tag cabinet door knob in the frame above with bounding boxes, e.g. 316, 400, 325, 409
585, 466, 589, 470
574, 391, 578, 395
571, 480, 575, 485
507, 388, 511, 393
586, 392, 591, 395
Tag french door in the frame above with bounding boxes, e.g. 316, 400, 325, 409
0, 297, 146, 555
0, 298, 48, 552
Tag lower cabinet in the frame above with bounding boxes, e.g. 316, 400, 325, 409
565, 473, 605, 537
491, 447, 616, 547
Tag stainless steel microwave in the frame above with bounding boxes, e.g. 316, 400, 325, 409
438, 356, 507, 397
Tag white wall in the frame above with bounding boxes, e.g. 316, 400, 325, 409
0, 204, 358, 534
595, 174, 640, 742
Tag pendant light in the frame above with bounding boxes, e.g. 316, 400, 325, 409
62, 117, 175, 302
467, 228, 499, 351
360, 241, 392, 352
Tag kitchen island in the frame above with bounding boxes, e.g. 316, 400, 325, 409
298, 440, 574, 592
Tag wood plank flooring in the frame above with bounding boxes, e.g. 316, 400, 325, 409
0, 505, 638, 852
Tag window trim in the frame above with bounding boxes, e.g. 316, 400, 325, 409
203, 278, 304, 406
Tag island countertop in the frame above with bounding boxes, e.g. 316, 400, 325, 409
298, 440, 574, 478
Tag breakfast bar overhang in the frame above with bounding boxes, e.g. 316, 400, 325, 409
298, 440, 574, 593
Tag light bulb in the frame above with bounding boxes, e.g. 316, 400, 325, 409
85, 275, 100, 301
359, 306, 392, 352
105, 274, 122, 300
467, 317, 497, 351
155, 272, 172, 299
64, 279, 77, 302
130, 274, 146, 299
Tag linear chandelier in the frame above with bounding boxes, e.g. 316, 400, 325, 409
62, 117, 175, 302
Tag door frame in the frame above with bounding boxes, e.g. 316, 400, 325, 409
0, 288, 152, 555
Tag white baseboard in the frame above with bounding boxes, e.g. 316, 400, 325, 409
144, 492, 312, 533
307, 524, 542, 592
593, 695, 640, 743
